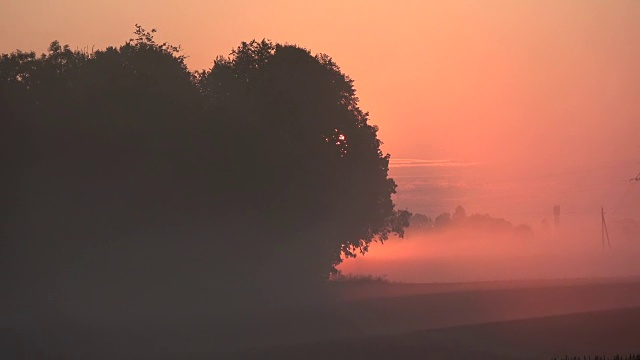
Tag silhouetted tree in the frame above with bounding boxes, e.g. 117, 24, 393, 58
2, 29, 409, 314
196, 40, 410, 291
466, 213, 513, 232
434, 212, 452, 229
514, 224, 534, 239
408, 206, 528, 237
452, 205, 467, 223
409, 213, 433, 230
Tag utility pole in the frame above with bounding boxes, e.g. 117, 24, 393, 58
601, 207, 611, 250
553, 205, 560, 230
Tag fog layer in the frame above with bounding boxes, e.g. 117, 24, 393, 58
339, 208, 640, 283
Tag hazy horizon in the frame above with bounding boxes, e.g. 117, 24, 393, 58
341, 159, 640, 283
3, 0, 639, 282
4, 2, 640, 359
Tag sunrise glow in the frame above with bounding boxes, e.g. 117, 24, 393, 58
4, 3, 640, 357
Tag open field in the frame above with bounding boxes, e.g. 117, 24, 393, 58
239, 307, 640, 360
4, 277, 640, 359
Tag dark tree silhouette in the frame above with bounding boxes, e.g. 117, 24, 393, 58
406, 206, 531, 239
434, 212, 452, 229
452, 205, 467, 223
197, 40, 410, 283
409, 213, 433, 230
1, 29, 409, 317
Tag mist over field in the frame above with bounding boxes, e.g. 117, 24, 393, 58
339, 223, 640, 283
340, 161, 640, 283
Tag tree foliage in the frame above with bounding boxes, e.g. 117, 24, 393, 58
1, 28, 409, 309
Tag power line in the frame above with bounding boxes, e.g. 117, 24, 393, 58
601, 207, 612, 250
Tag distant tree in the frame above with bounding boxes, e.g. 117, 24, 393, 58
540, 218, 552, 237
452, 205, 467, 223
406, 206, 536, 241
514, 224, 534, 239
409, 213, 433, 230
434, 212, 452, 229
466, 213, 513, 232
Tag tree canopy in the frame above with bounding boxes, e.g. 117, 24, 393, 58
1, 27, 409, 311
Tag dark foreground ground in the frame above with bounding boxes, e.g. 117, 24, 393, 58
3, 277, 640, 359
236, 307, 640, 360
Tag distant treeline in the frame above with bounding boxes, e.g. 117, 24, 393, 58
408, 205, 534, 238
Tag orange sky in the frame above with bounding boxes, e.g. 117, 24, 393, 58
2, 1, 638, 165
3, 0, 639, 280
